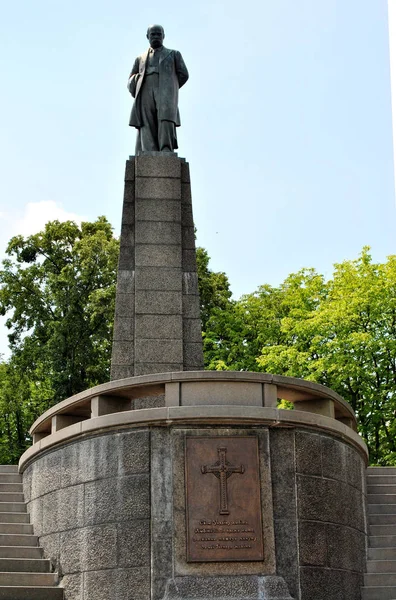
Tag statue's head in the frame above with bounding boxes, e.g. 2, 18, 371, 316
147, 25, 165, 49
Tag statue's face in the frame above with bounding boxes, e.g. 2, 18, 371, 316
147, 26, 164, 49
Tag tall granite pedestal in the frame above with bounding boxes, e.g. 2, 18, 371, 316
111, 153, 204, 379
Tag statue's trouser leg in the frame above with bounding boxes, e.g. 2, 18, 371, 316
158, 120, 177, 151
136, 74, 159, 151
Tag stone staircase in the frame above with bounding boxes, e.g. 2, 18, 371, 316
0, 465, 63, 599
363, 466, 396, 600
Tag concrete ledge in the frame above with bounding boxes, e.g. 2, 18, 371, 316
28, 372, 356, 438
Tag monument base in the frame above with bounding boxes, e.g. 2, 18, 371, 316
20, 372, 367, 600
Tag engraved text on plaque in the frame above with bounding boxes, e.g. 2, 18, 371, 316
185, 436, 264, 562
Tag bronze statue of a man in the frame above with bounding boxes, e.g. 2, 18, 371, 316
128, 25, 189, 153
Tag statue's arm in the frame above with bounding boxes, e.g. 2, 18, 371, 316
127, 57, 140, 98
175, 51, 189, 88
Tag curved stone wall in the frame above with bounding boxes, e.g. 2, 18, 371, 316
19, 373, 368, 600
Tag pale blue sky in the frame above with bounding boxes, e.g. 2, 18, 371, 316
0, 0, 395, 355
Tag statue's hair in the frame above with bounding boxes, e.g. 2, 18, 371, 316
147, 24, 165, 36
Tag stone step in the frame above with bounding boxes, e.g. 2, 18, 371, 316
0, 513, 29, 524
0, 503, 26, 514
0, 494, 24, 504
367, 560, 396, 573
368, 476, 396, 485
0, 475, 22, 484
0, 587, 63, 599
368, 504, 396, 515
0, 524, 33, 535
0, 547, 42, 559
368, 495, 396, 505
0, 534, 38, 547
0, 572, 57, 586
369, 486, 396, 495
368, 467, 396, 475
362, 586, 396, 599
365, 573, 396, 586
368, 548, 396, 561
371, 525, 396, 536
0, 467, 19, 474
0, 558, 51, 573
371, 536, 396, 548
0, 485, 23, 494
370, 514, 396, 525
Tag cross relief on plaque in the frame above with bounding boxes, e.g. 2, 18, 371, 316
201, 446, 245, 515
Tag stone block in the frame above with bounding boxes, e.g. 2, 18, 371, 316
111, 365, 134, 380
58, 485, 85, 531
182, 226, 196, 249
163, 576, 293, 599
113, 317, 134, 342
91, 395, 132, 417
181, 204, 194, 227
299, 521, 327, 566
85, 567, 151, 600
181, 182, 192, 204
345, 444, 365, 491
61, 573, 83, 600
181, 161, 190, 183
134, 362, 183, 376
118, 474, 150, 521
136, 154, 181, 178
273, 519, 299, 600
182, 249, 197, 271
31, 452, 61, 500
118, 520, 150, 567
83, 525, 118, 571
84, 478, 119, 525
183, 342, 204, 368
135, 291, 182, 315
118, 247, 135, 270
116, 270, 135, 294
135, 266, 182, 291
183, 319, 202, 343
117, 567, 151, 600
135, 221, 181, 245
134, 395, 166, 409
269, 429, 297, 520
321, 436, 346, 482
125, 159, 135, 181
118, 430, 150, 475
135, 244, 181, 268
326, 524, 366, 571
135, 339, 183, 364
135, 199, 181, 222
136, 177, 181, 200
111, 341, 134, 365
23, 466, 32, 503
300, 567, 343, 600
40, 533, 60, 570
42, 490, 60, 534
180, 381, 262, 406
114, 293, 134, 317
27, 497, 43, 537
295, 397, 335, 418
182, 272, 199, 295
60, 435, 119, 487
123, 181, 135, 203
121, 200, 134, 225
295, 431, 322, 476
182, 295, 201, 319
120, 223, 134, 246
136, 314, 183, 340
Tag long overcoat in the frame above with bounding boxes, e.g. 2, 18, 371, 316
128, 47, 189, 128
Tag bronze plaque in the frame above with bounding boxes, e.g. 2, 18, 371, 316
185, 436, 264, 562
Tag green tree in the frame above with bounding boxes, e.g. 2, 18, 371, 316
0, 217, 119, 404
